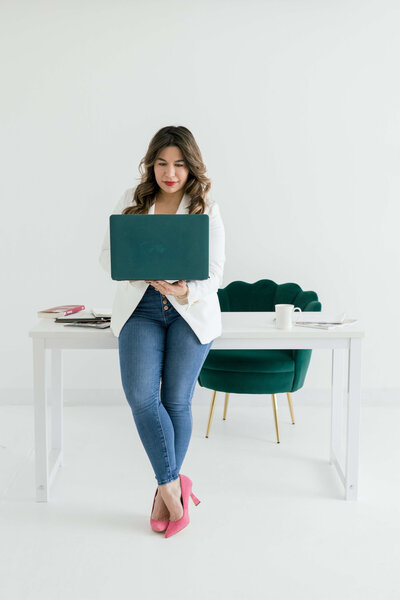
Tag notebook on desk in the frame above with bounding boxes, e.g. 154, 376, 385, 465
109, 214, 209, 281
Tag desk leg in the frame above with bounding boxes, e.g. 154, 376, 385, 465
51, 349, 63, 466
330, 348, 347, 495
33, 338, 49, 502
330, 348, 345, 468
345, 337, 362, 500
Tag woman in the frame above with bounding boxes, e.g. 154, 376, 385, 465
99, 125, 226, 538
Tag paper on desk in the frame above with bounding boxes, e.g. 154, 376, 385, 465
295, 313, 346, 324
92, 308, 112, 318
295, 319, 358, 330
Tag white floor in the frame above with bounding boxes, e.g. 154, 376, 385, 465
1, 393, 399, 600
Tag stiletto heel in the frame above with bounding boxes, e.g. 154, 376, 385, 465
150, 488, 169, 532
190, 491, 201, 506
164, 473, 200, 538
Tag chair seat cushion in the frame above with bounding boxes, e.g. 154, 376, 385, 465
202, 349, 294, 374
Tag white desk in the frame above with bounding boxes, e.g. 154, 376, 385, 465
28, 312, 364, 502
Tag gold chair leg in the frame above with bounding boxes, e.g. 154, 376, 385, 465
223, 393, 230, 420
271, 394, 280, 443
287, 392, 295, 424
205, 390, 217, 438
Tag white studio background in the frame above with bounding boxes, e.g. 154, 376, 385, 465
0, 0, 399, 403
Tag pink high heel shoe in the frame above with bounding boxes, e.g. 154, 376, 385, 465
164, 473, 201, 539
150, 488, 169, 532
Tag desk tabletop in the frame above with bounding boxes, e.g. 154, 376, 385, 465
220, 312, 364, 339
28, 312, 364, 340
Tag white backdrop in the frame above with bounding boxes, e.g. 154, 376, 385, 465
1, 0, 399, 402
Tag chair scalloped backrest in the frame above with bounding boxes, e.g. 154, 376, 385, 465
217, 279, 321, 312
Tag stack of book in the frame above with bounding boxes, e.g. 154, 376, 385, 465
37, 305, 112, 329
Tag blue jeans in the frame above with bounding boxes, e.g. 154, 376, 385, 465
118, 285, 213, 485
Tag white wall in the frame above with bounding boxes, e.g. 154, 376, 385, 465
1, 0, 399, 400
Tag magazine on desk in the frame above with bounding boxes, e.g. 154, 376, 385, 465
55, 309, 111, 329
63, 321, 111, 329
294, 313, 358, 330
295, 319, 358, 330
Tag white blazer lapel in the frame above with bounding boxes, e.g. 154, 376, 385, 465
176, 193, 191, 214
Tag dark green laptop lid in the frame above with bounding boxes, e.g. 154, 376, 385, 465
110, 214, 209, 281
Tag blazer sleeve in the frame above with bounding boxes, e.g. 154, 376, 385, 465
181, 201, 226, 308
98, 188, 133, 276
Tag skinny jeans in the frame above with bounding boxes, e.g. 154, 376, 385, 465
118, 285, 213, 485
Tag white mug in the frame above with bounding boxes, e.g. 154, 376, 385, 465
275, 304, 302, 329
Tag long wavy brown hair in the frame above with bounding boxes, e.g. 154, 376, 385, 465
122, 125, 211, 215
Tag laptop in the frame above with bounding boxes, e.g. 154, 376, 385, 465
109, 214, 209, 282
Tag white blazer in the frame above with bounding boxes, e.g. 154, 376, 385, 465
99, 186, 226, 344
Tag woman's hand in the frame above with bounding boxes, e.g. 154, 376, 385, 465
145, 280, 189, 298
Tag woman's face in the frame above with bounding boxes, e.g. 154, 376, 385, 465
153, 145, 189, 196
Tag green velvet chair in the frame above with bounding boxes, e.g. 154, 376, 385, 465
197, 279, 321, 443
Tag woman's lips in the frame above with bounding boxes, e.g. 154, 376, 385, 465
164, 181, 177, 186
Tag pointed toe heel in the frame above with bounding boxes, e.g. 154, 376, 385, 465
164, 474, 200, 539
150, 518, 169, 532
150, 488, 169, 532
